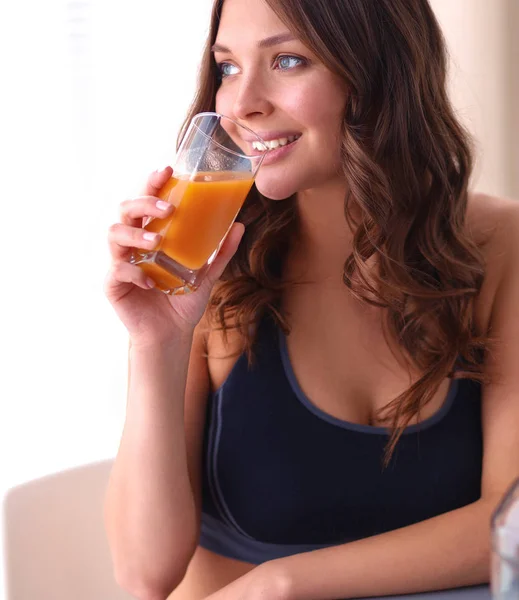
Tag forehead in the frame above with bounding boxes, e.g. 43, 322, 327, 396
217, 0, 289, 41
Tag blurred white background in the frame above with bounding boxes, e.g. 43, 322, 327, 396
0, 0, 517, 596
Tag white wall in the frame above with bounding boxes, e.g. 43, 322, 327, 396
430, 0, 519, 197
1, 0, 517, 597
0, 0, 214, 477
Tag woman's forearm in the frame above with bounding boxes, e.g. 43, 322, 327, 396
271, 498, 496, 600
105, 334, 197, 597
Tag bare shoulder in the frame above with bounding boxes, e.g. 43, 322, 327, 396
466, 190, 519, 335
466, 190, 519, 244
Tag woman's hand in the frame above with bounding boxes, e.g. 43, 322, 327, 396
104, 166, 244, 346
203, 562, 293, 600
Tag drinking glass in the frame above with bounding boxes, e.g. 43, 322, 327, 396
492, 478, 519, 599
131, 112, 267, 294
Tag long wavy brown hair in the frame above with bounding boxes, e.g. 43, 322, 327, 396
178, 0, 495, 464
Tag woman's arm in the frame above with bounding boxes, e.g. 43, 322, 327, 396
102, 170, 245, 600
104, 326, 210, 599
266, 497, 495, 600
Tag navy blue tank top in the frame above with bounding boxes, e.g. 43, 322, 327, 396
199, 314, 483, 564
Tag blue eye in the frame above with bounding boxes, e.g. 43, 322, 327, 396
218, 62, 239, 78
275, 55, 305, 70
216, 55, 305, 80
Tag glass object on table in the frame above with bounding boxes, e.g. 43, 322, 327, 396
492, 478, 519, 599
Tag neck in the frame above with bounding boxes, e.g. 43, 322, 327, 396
287, 178, 359, 284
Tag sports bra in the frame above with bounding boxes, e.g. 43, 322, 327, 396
198, 314, 483, 564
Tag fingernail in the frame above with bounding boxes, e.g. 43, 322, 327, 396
156, 200, 170, 211
146, 278, 156, 288
143, 232, 159, 242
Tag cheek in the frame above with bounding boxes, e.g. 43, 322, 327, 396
215, 87, 233, 117
283, 82, 346, 138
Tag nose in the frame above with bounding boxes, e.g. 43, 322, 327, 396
231, 72, 274, 122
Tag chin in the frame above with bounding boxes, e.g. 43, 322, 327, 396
254, 175, 298, 201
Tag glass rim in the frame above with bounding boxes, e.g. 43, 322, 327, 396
191, 111, 268, 160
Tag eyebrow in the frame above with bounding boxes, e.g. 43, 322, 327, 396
211, 33, 297, 53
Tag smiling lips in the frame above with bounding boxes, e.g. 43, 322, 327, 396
252, 134, 301, 151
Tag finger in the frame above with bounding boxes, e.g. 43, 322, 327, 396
108, 223, 162, 261
140, 166, 173, 197
200, 222, 245, 291
105, 261, 156, 293
119, 195, 174, 227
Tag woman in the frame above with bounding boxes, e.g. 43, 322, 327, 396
103, 0, 519, 599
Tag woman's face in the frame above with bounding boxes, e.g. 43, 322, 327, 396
214, 0, 348, 200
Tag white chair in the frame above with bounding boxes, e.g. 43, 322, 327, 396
2, 459, 133, 600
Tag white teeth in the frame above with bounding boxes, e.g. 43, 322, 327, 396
252, 135, 300, 152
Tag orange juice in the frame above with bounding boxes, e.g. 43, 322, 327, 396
136, 261, 185, 294
144, 171, 253, 271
